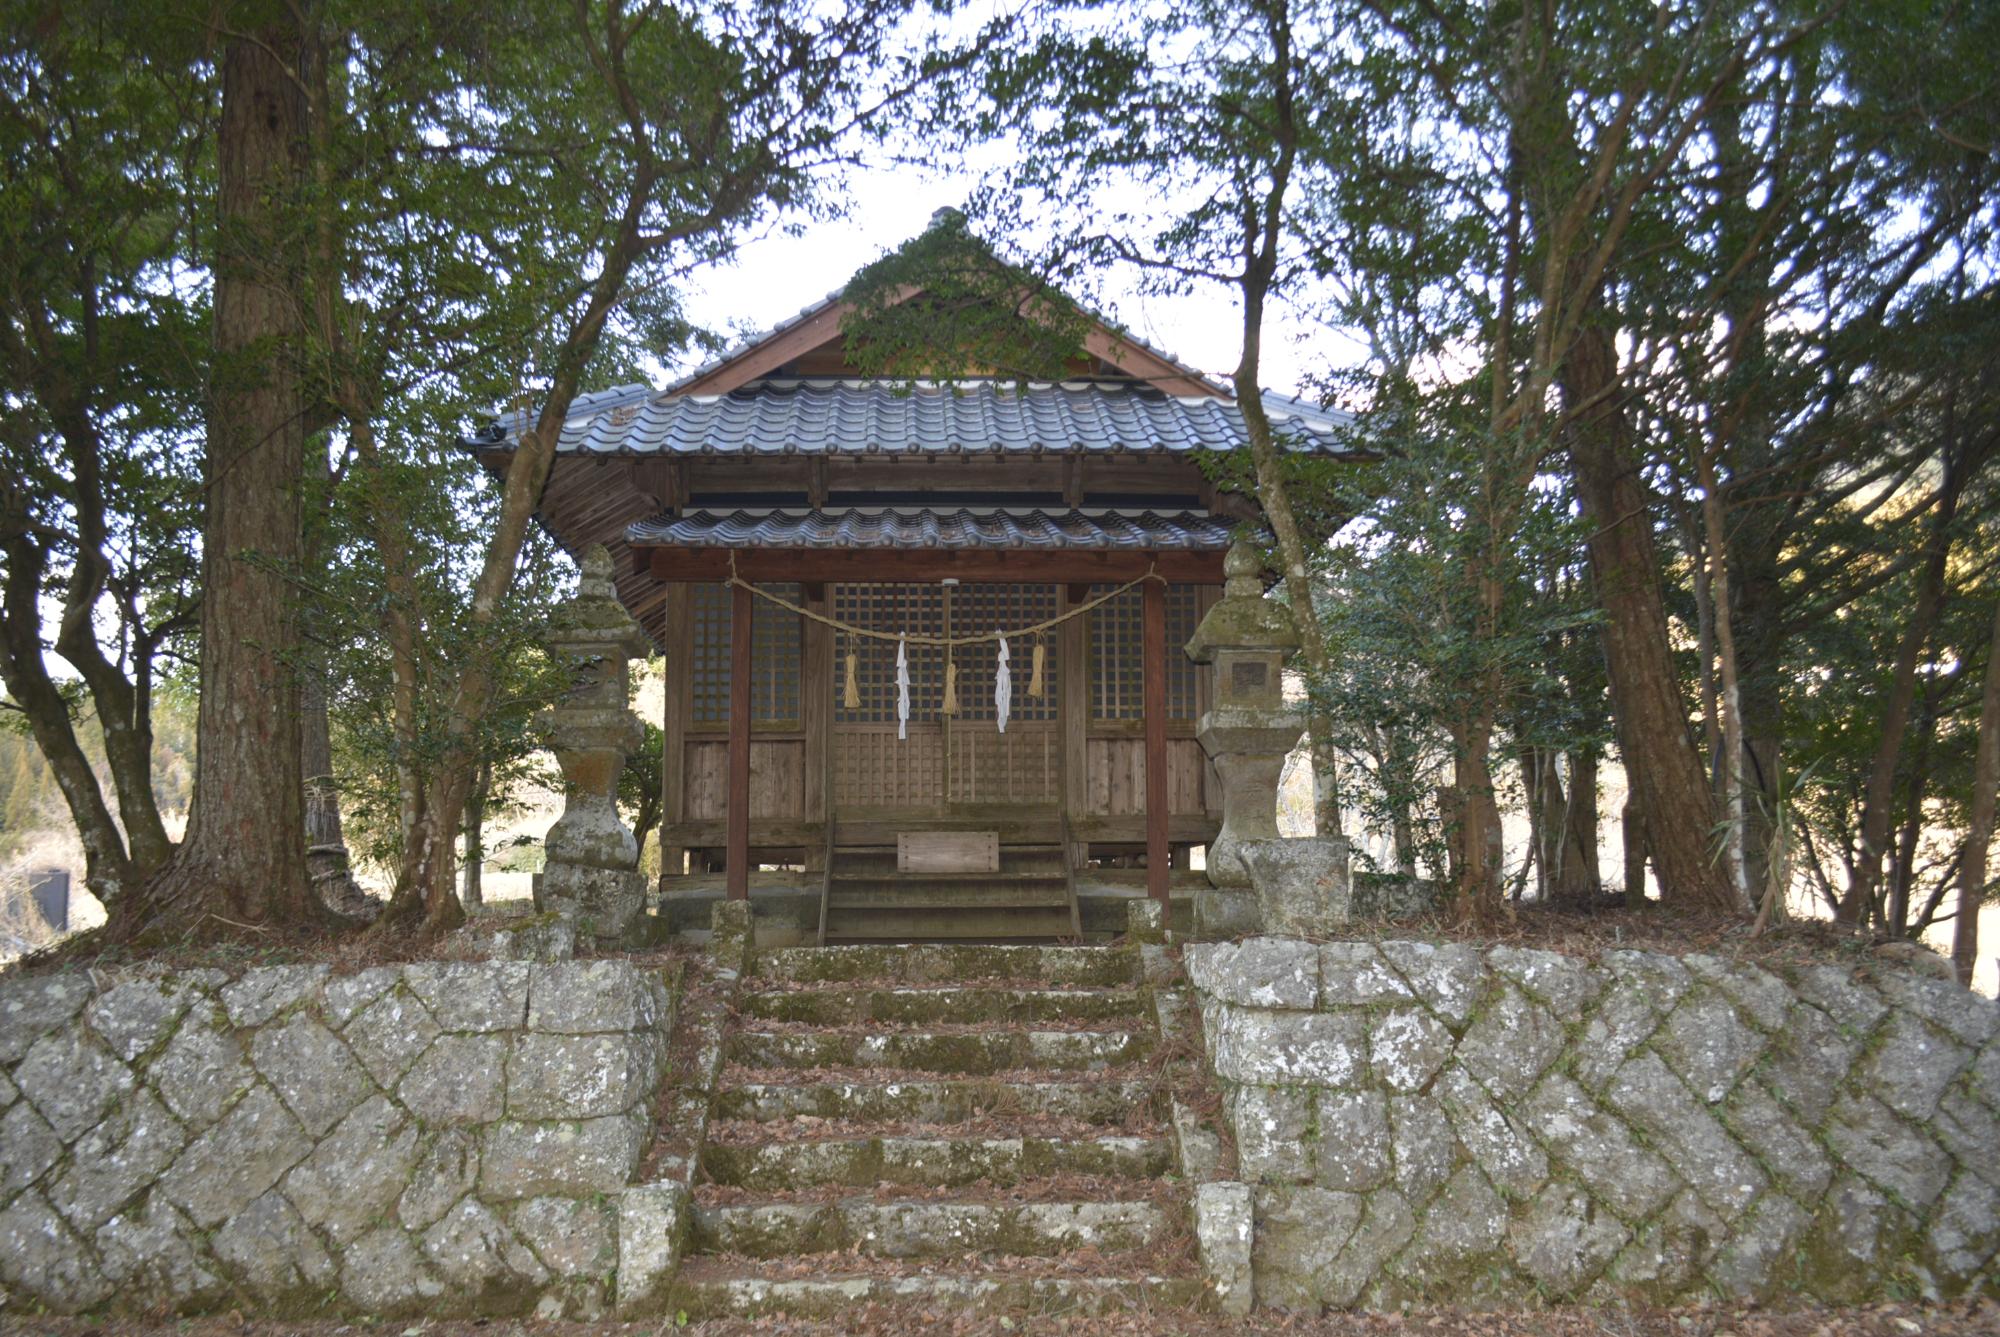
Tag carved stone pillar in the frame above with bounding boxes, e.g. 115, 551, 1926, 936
539, 546, 651, 943
1186, 541, 1305, 932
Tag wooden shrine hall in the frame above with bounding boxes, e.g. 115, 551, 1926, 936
472, 235, 1351, 941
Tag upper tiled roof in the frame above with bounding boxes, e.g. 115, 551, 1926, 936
474, 379, 1353, 457
627, 506, 1237, 551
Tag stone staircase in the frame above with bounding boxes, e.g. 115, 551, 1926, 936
663, 942, 1201, 1319
820, 842, 1079, 942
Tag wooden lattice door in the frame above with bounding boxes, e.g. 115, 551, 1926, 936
830, 583, 1060, 815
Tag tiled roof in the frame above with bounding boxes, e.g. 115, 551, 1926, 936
476, 379, 1353, 457
626, 506, 1238, 551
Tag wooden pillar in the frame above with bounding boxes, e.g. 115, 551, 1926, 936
1143, 577, 1168, 902
727, 581, 753, 900
801, 584, 831, 869
1061, 584, 1090, 868
660, 584, 690, 879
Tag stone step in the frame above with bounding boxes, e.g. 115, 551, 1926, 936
738, 985, 1147, 1026
713, 1075, 1161, 1125
753, 943, 1133, 987
664, 1261, 1200, 1319
701, 1132, 1172, 1190
690, 1195, 1171, 1259
821, 906, 1077, 941
727, 1027, 1151, 1074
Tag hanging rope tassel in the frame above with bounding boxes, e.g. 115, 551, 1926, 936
1028, 637, 1046, 698
996, 637, 1013, 734
843, 638, 861, 710
942, 656, 959, 716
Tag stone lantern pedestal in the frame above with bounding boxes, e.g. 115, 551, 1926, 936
1186, 541, 1306, 936
537, 546, 652, 944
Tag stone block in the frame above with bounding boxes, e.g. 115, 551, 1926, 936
1522, 1074, 1677, 1223
1487, 945, 1600, 1022
453, 912, 577, 964
1859, 1012, 1973, 1121
1229, 1084, 1313, 1183
1318, 1187, 1415, 1306
480, 1114, 647, 1199
1708, 1192, 1810, 1300
340, 1223, 446, 1315
343, 987, 441, 1086
1823, 1092, 1951, 1210
1603, 1190, 1725, 1301
1452, 983, 1562, 1103
1193, 886, 1262, 939
1798, 1176, 1920, 1302
93, 1195, 224, 1308
1206, 1005, 1365, 1087
282, 1094, 421, 1246
250, 1013, 373, 1136
1319, 942, 1415, 1005
614, 1181, 690, 1317
1604, 1053, 1764, 1220
528, 961, 664, 1034
1126, 897, 1166, 945
1437, 1067, 1547, 1199
321, 965, 404, 1028
1314, 1088, 1390, 1192
508, 1032, 657, 1119
156, 1084, 311, 1228
1934, 1087, 2000, 1186
399, 1033, 507, 1125
513, 1195, 616, 1278
400, 1127, 480, 1229
1242, 837, 1353, 936
1926, 1171, 2000, 1286
1683, 955, 1793, 1032
1790, 964, 1888, 1034
1508, 1182, 1630, 1297
1193, 1181, 1253, 1315
1185, 939, 1319, 1010
1722, 1079, 1831, 1202
0, 1099, 62, 1204
1760, 1000, 1862, 1126
146, 1000, 253, 1130
13, 1031, 134, 1141
1399, 1167, 1508, 1275
0, 972, 94, 1063
1252, 1184, 1363, 1312
1872, 969, 1998, 1049
0, 1189, 111, 1311
85, 977, 196, 1061
220, 965, 327, 1028
46, 1088, 186, 1231
1572, 977, 1673, 1092
212, 1189, 337, 1302
1369, 1006, 1453, 1093
422, 1195, 549, 1295
1654, 988, 1766, 1104
403, 961, 531, 1032
1388, 1094, 1456, 1206
1376, 941, 1483, 1026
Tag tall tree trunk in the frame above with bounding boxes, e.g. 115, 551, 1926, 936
1622, 797, 1648, 900
127, 21, 318, 940
1565, 322, 1738, 913
1698, 444, 1753, 909
462, 758, 490, 909
1953, 599, 2000, 986
1840, 447, 1961, 923
302, 670, 373, 918
1568, 747, 1603, 897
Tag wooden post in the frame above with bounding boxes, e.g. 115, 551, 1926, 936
801, 584, 832, 868
1060, 584, 1090, 870
660, 584, 690, 879
727, 581, 753, 900
1143, 577, 1169, 903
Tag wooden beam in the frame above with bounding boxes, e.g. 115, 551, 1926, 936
801, 585, 831, 833
644, 547, 1226, 585
660, 584, 692, 879
726, 581, 753, 900
1143, 577, 1169, 903
1059, 585, 1089, 870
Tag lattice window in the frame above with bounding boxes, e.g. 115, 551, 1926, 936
945, 583, 1059, 724
832, 583, 945, 724
689, 582, 802, 727
1089, 582, 1201, 722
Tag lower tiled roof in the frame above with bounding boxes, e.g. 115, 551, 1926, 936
626, 507, 1237, 551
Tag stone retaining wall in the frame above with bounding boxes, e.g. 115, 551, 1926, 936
0, 959, 672, 1318
1187, 938, 2000, 1309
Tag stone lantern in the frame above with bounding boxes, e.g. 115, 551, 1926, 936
538, 545, 652, 943
1186, 541, 1305, 930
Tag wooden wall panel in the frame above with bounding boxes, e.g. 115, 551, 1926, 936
1083, 737, 1206, 817
685, 740, 805, 821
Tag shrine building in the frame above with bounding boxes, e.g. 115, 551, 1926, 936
470, 228, 1351, 942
